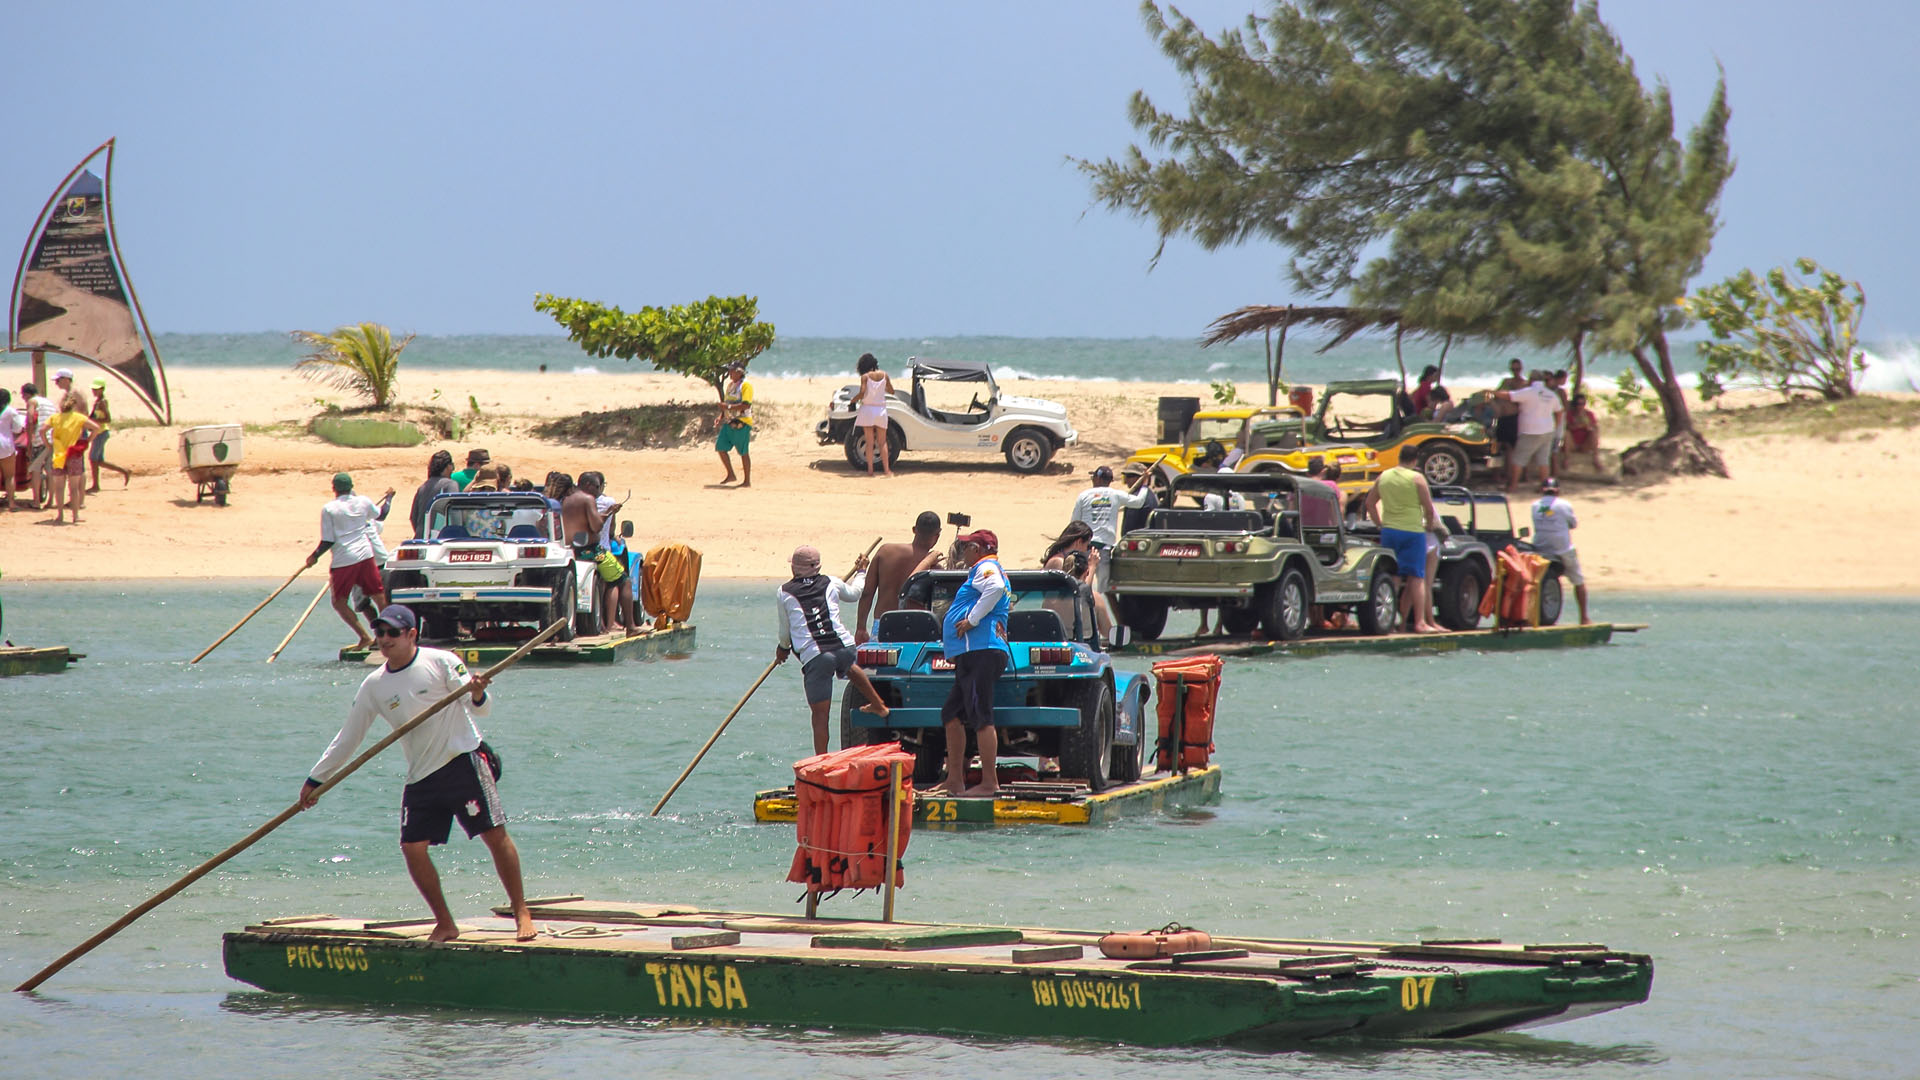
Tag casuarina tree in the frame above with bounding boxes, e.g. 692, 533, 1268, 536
534, 293, 775, 401
1081, 0, 1734, 477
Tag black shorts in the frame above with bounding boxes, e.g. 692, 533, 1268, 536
400, 750, 505, 845
1495, 414, 1519, 448
940, 649, 1006, 731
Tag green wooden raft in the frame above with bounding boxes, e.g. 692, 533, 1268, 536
1118, 621, 1644, 659
753, 765, 1223, 827
223, 897, 1653, 1046
0, 645, 83, 677
340, 624, 695, 665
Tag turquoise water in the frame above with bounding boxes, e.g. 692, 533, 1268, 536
1, 584, 1915, 1077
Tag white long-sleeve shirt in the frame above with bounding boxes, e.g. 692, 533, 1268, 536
309, 648, 490, 785
775, 571, 865, 664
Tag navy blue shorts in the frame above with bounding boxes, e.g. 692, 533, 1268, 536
1379, 527, 1428, 579
941, 649, 1006, 731
400, 751, 505, 845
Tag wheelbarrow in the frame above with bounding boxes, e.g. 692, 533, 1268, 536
178, 424, 244, 506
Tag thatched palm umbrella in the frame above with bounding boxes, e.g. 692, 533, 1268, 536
1202, 304, 1455, 404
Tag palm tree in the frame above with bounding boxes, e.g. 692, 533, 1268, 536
291, 323, 414, 408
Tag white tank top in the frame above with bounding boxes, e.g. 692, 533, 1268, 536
860, 373, 887, 407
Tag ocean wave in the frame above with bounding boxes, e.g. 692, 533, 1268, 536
570, 365, 601, 376
1860, 342, 1920, 392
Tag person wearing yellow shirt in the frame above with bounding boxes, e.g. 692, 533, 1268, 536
45, 391, 103, 525
716, 361, 754, 488
1363, 464, 1446, 634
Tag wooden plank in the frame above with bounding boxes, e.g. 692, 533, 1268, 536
255, 914, 336, 926
672, 931, 742, 950
1011, 945, 1084, 964
812, 926, 1024, 951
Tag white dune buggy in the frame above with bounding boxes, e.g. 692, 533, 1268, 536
383, 491, 609, 641
816, 358, 1077, 474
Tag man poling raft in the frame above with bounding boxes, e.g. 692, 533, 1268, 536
775, 544, 890, 755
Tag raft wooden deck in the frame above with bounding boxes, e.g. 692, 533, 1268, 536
753, 765, 1224, 827
1119, 622, 1644, 659
0, 645, 83, 677
340, 624, 696, 664
222, 897, 1652, 1046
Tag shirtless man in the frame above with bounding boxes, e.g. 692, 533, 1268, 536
856, 510, 944, 643
560, 473, 621, 551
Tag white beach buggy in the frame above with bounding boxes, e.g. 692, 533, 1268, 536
815, 358, 1077, 474
383, 491, 607, 641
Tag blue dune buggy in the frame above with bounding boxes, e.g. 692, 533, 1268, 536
843, 569, 1153, 792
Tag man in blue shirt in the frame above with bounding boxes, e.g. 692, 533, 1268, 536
932, 529, 1010, 797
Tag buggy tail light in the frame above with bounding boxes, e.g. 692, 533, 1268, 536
518, 546, 548, 559
395, 548, 423, 561
857, 646, 900, 668
1216, 540, 1247, 554
1030, 646, 1074, 664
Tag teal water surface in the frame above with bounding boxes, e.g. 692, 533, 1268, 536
1, 584, 1914, 1078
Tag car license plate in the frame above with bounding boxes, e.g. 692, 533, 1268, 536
930, 657, 955, 671
1159, 544, 1201, 558
448, 551, 493, 563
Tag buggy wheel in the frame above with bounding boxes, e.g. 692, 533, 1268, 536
1115, 595, 1169, 641
1356, 569, 1399, 635
1220, 606, 1261, 636
838, 693, 884, 751
550, 572, 577, 641
844, 424, 902, 470
1436, 561, 1488, 630
911, 735, 946, 787
1058, 681, 1114, 794
1003, 428, 1054, 474
1260, 567, 1311, 641
1537, 570, 1564, 626
1108, 688, 1144, 783
1419, 442, 1470, 486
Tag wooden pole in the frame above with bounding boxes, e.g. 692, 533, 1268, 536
15, 617, 569, 993
190, 564, 310, 664
266, 582, 330, 663
882, 759, 902, 922
649, 659, 780, 817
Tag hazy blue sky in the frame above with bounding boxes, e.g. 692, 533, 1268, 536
3, 2, 1911, 339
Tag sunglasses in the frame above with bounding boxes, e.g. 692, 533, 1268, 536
373, 626, 410, 638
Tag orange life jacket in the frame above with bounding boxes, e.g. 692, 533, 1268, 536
1480, 545, 1550, 627
1153, 654, 1223, 772
1098, 927, 1214, 959
788, 742, 914, 895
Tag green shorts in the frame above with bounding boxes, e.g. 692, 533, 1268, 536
717, 421, 752, 454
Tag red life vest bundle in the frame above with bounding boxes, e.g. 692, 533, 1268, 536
1479, 545, 1551, 627
1152, 654, 1224, 772
1098, 925, 1214, 959
787, 742, 914, 895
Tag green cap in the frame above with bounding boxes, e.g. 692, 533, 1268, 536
332, 472, 353, 493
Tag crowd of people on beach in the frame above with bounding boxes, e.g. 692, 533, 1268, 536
1407, 360, 1603, 489
2, 368, 130, 520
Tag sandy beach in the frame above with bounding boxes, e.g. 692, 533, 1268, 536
4, 363, 1917, 594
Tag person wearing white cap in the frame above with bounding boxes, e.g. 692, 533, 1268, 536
775, 544, 889, 754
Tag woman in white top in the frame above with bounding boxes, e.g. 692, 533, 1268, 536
854, 352, 895, 477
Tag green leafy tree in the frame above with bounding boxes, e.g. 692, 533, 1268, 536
533, 293, 775, 400
1686, 258, 1867, 402
291, 322, 414, 409
1081, 0, 1733, 475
